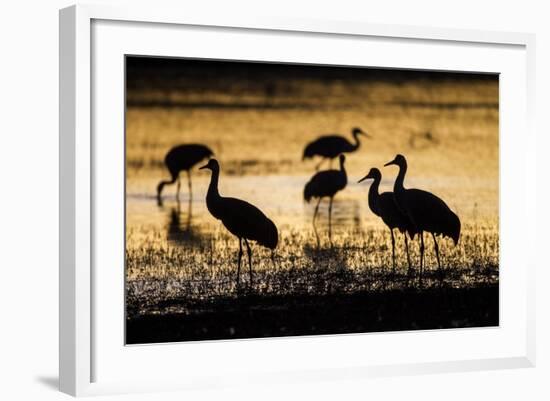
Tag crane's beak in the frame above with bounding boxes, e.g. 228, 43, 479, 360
357, 174, 372, 183
199, 164, 209, 170
384, 158, 397, 167
361, 131, 371, 138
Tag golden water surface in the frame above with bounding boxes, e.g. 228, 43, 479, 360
125, 71, 499, 312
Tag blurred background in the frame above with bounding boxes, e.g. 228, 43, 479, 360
126, 56, 498, 247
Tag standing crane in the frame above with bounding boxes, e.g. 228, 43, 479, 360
156, 144, 214, 203
358, 168, 415, 273
303, 127, 369, 170
384, 154, 460, 280
304, 154, 348, 243
199, 159, 278, 287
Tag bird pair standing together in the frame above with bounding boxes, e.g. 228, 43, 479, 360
358, 155, 461, 279
303, 152, 461, 280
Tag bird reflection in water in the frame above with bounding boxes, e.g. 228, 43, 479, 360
166, 198, 206, 248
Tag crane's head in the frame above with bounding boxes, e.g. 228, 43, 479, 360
352, 127, 369, 138
358, 168, 381, 183
199, 158, 219, 172
384, 154, 407, 168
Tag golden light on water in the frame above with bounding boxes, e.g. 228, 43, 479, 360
124, 58, 499, 342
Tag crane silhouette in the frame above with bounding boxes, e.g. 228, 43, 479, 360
157, 144, 214, 204
384, 154, 460, 280
358, 168, 415, 273
303, 127, 369, 170
304, 154, 348, 243
199, 159, 278, 287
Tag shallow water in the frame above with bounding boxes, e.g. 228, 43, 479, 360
125, 70, 500, 317
127, 172, 498, 246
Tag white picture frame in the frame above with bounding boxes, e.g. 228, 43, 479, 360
59, 4, 536, 397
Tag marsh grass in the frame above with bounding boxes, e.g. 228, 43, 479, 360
126, 222, 498, 318
125, 219, 498, 343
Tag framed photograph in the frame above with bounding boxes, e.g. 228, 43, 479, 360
59, 4, 536, 396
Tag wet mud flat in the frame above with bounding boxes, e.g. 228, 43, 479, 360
126, 284, 498, 344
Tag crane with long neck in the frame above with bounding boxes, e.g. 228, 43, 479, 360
302, 128, 369, 170
304, 154, 348, 244
156, 144, 214, 205
199, 159, 278, 287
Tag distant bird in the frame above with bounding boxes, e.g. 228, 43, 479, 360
409, 130, 440, 149
384, 154, 460, 278
199, 159, 278, 287
157, 144, 214, 203
358, 168, 415, 273
304, 154, 348, 242
303, 127, 369, 170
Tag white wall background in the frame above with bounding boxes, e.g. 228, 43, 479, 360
0, 1, 547, 399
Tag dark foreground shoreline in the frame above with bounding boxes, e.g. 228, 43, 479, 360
126, 285, 498, 344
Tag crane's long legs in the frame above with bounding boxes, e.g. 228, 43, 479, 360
157, 174, 178, 206
187, 170, 192, 201
176, 176, 181, 201
328, 197, 334, 243
432, 233, 441, 269
390, 229, 396, 274
313, 197, 322, 247
419, 232, 425, 284
186, 186, 192, 215
237, 238, 243, 287
156, 189, 164, 207
432, 233, 442, 281
244, 239, 253, 286
404, 233, 412, 274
